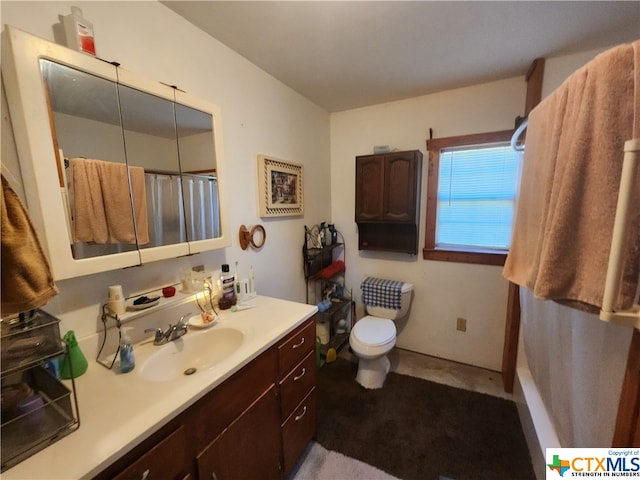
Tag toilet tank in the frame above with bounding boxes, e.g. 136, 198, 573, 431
366, 282, 413, 320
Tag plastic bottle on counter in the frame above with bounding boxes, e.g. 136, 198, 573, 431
218, 264, 237, 310
62, 6, 96, 55
249, 265, 255, 295
119, 327, 135, 374
234, 261, 241, 297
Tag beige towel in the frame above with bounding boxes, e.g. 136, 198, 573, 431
70, 158, 149, 245
1, 175, 58, 316
503, 40, 640, 312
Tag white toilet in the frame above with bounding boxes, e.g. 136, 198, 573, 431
349, 279, 413, 389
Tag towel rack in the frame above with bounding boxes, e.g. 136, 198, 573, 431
511, 118, 528, 152
600, 138, 640, 329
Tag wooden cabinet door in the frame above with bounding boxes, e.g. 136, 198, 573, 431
196, 385, 281, 480
383, 152, 418, 222
355, 156, 385, 221
112, 426, 189, 480
282, 388, 317, 477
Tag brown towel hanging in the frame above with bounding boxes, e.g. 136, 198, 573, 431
1, 175, 58, 316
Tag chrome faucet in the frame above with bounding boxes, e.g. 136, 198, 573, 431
145, 313, 191, 345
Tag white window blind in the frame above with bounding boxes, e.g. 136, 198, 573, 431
436, 143, 522, 251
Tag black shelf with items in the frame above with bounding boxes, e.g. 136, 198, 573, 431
303, 225, 353, 360
0, 310, 80, 472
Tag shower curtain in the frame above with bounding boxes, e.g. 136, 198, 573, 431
145, 173, 186, 247
181, 173, 220, 242
146, 172, 220, 246
520, 288, 633, 447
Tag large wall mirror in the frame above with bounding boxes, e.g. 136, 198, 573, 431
2, 26, 229, 280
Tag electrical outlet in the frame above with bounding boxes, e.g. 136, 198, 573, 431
456, 317, 467, 332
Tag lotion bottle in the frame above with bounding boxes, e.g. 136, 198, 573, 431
218, 264, 237, 310
63, 6, 96, 55
119, 327, 135, 373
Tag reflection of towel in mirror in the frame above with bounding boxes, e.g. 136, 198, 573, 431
1, 175, 58, 316
70, 158, 149, 245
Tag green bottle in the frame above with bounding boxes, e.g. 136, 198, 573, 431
60, 330, 88, 379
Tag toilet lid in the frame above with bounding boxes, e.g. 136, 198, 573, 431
352, 316, 396, 346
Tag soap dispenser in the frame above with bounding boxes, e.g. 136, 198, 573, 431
119, 327, 135, 374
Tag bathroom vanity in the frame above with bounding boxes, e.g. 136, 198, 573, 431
2, 296, 317, 479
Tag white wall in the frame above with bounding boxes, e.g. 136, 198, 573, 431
331, 78, 526, 370
1, 1, 331, 340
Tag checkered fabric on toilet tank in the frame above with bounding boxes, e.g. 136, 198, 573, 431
361, 277, 404, 310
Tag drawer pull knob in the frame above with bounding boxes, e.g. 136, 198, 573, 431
294, 368, 306, 381
211, 472, 218, 480
141, 470, 150, 480
295, 406, 307, 421
292, 337, 305, 349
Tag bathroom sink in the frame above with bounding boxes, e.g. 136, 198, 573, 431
139, 327, 245, 382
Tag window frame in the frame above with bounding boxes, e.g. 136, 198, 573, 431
423, 129, 516, 266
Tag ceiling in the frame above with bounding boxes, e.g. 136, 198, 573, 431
162, 1, 640, 112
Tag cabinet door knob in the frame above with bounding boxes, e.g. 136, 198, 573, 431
294, 406, 307, 421
141, 470, 150, 480
293, 367, 306, 381
211, 472, 218, 480
292, 337, 305, 349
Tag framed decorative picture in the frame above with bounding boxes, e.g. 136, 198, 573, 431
257, 155, 304, 217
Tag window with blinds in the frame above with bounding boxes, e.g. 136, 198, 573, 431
436, 143, 522, 252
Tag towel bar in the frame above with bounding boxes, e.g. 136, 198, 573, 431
511, 118, 528, 152
600, 138, 640, 329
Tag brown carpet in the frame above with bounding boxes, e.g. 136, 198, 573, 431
316, 358, 535, 480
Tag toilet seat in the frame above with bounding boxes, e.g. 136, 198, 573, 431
352, 316, 396, 346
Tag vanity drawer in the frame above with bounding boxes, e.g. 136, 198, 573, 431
277, 317, 315, 375
282, 388, 317, 477
279, 350, 316, 420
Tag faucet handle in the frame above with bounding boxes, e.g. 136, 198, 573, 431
144, 327, 165, 345
178, 313, 192, 327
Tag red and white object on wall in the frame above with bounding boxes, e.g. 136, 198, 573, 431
62, 6, 96, 55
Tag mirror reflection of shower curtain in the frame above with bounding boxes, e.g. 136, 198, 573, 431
145, 173, 186, 247
182, 174, 220, 241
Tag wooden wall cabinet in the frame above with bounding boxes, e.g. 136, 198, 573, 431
355, 150, 423, 254
95, 317, 317, 480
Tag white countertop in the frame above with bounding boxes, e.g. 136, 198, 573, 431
4, 295, 317, 479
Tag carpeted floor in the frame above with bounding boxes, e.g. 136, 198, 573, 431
316, 358, 535, 480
